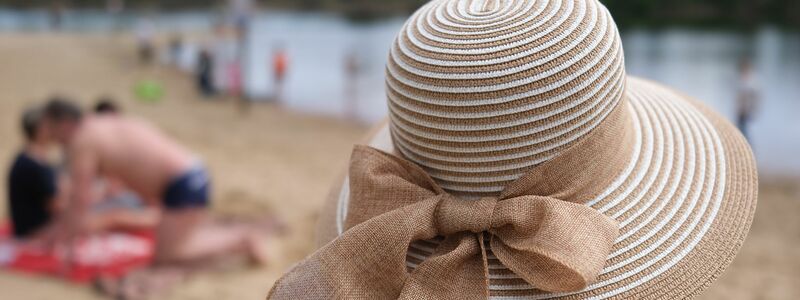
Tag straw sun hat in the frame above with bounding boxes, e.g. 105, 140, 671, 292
270, 0, 757, 298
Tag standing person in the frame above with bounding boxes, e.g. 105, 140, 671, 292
736, 58, 760, 141
41, 99, 273, 266
228, 57, 243, 98
48, 0, 65, 30
229, 0, 254, 110
229, 0, 254, 37
105, 0, 125, 32
228, 0, 254, 62
197, 48, 216, 97
168, 34, 184, 67
135, 17, 156, 65
272, 45, 288, 102
211, 22, 235, 95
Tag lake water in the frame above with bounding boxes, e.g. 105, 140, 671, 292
1, 10, 798, 176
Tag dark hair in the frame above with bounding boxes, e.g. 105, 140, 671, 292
94, 98, 119, 114
21, 106, 43, 141
43, 97, 83, 122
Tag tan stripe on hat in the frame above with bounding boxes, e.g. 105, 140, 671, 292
387, 0, 625, 196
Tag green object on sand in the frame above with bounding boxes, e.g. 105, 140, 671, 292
134, 80, 165, 103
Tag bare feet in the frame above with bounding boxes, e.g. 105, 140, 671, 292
94, 274, 146, 300
246, 231, 280, 267
94, 268, 186, 300
234, 214, 286, 267
258, 215, 289, 235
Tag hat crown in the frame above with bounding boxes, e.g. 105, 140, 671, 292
386, 0, 626, 195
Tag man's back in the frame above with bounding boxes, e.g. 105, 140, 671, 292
71, 116, 194, 201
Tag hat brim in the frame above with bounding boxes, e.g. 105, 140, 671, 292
315, 76, 757, 299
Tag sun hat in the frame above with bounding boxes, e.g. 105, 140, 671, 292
269, 0, 758, 298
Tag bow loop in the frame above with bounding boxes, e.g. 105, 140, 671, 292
435, 196, 497, 235
489, 195, 619, 292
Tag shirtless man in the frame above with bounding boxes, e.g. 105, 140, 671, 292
42, 99, 270, 265
8, 105, 159, 242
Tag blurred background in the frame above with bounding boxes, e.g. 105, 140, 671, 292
0, 0, 797, 299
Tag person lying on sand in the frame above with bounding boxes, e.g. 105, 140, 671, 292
41, 99, 277, 268
7, 105, 159, 244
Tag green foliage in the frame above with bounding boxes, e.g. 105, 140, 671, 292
600, 0, 799, 28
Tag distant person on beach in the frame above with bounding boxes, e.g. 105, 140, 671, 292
211, 22, 239, 95
227, 0, 253, 111
48, 0, 65, 30
7, 105, 158, 240
272, 45, 288, 102
168, 34, 184, 67
42, 99, 274, 267
135, 18, 156, 65
197, 48, 216, 97
736, 58, 760, 141
105, 0, 125, 31
229, 0, 253, 42
228, 56, 244, 98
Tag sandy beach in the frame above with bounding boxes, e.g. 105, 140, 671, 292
0, 33, 797, 299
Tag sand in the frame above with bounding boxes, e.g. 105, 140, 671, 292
0, 33, 797, 299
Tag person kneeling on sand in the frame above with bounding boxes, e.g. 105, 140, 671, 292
7, 105, 159, 243
41, 99, 276, 268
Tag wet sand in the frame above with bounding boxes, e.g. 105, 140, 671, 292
0, 33, 797, 299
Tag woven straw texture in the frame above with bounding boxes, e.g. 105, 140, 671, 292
318, 77, 758, 299
280, 0, 759, 298
387, 0, 625, 198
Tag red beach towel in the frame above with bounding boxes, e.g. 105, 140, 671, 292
0, 221, 155, 283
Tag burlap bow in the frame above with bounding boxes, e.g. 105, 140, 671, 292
268, 145, 620, 299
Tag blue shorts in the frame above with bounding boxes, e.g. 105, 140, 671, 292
163, 165, 210, 209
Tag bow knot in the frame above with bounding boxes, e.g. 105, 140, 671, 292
268, 146, 621, 299
435, 195, 497, 235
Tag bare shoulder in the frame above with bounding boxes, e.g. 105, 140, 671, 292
69, 127, 97, 153
70, 118, 109, 151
